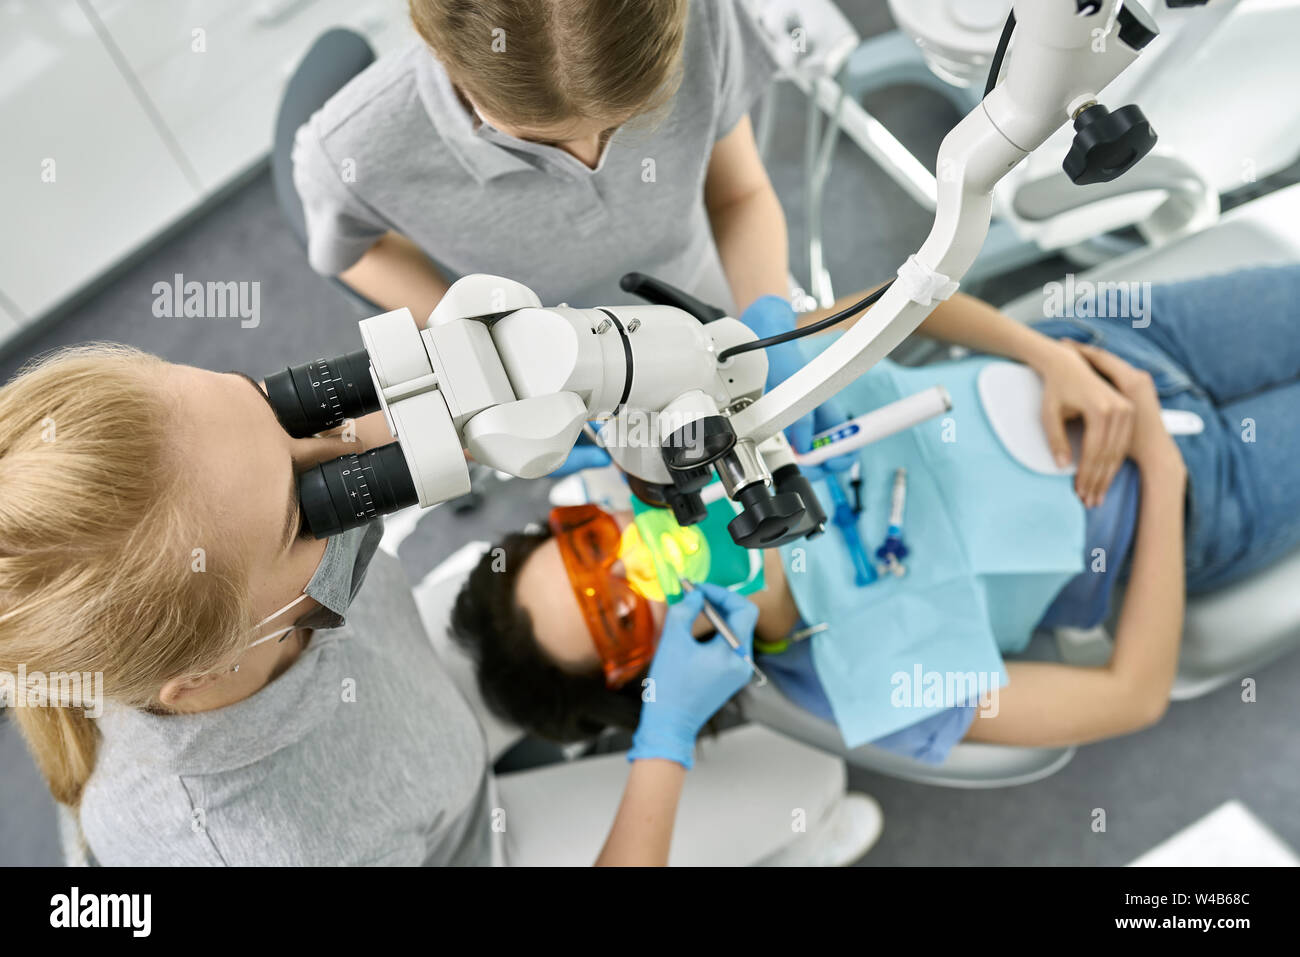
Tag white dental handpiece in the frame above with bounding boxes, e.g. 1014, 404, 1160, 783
797, 386, 953, 467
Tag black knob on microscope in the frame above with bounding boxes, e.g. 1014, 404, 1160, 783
1063, 103, 1157, 186
1116, 1, 1160, 51
727, 484, 807, 549
771, 464, 827, 541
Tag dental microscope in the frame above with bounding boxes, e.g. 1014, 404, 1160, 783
265, 0, 1199, 549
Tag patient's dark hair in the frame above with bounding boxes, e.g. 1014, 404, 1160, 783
450, 525, 646, 743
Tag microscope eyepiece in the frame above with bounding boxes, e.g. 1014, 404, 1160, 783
298, 442, 418, 538
264, 350, 379, 438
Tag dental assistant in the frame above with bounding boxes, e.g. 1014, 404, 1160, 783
293, 0, 789, 321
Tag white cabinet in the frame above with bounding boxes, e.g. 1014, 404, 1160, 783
0, 293, 21, 337
0, 0, 199, 322
0, 0, 414, 340
87, 0, 413, 189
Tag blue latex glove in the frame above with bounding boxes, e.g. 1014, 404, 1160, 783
549, 439, 612, 477
628, 583, 758, 769
738, 296, 856, 475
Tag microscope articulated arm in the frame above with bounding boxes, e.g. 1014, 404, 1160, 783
731, 0, 1149, 445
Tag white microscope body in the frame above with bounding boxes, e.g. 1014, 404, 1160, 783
358, 273, 773, 502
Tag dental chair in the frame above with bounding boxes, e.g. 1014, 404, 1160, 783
409, 542, 866, 866
741, 181, 1300, 787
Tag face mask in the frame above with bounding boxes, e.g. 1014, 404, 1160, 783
469, 105, 614, 173
246, 522, 383, 650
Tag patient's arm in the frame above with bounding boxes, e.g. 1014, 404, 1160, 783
800, 287, 1057, 368
800, 288, 1134, 507
965, 347, 1187, 748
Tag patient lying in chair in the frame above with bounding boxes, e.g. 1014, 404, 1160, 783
451, 265, 1300, 762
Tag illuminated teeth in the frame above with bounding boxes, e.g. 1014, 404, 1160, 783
619, 513, 711, 602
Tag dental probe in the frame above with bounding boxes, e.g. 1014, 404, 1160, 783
678, 578, 768, 687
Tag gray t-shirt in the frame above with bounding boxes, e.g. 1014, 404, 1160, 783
79, 545, 493, 866
291, 0, 778, 314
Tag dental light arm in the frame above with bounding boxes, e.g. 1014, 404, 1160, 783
266, 0, 1165, 549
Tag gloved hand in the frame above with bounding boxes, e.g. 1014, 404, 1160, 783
628, 583, 759, 769
739, 296, 856, 475
549, 437, 612, 477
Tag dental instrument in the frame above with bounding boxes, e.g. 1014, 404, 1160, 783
798, 385, 953, 468
875, 469, 910, 578
849, 462, 864, 516
826, 474, 878, 586
263, 1, 1187, 552
677, 578, 768, 687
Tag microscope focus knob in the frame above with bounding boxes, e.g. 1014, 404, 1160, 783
1063, 103, 1157, 186
727, 484, 806, 549
1116, 1, 1160, 51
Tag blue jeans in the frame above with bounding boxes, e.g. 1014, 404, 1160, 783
1032, 264, 1300, 593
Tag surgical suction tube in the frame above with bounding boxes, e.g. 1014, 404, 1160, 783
265, 350, 418, 539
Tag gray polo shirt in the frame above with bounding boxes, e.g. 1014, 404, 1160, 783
291, 0, 779, 314
79, 545, 493, 866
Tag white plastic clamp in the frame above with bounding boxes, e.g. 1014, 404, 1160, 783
896, 255, 959, 306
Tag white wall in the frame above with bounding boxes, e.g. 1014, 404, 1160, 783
0, 0, 414, 339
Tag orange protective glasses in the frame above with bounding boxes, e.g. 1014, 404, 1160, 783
549, 504, 657, 689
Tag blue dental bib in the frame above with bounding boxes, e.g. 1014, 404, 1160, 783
778, 348, 1085, 748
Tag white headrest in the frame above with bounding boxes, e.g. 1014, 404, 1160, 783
414, 541, 526, 761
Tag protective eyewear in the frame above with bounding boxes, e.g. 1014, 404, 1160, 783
549, 505, 656, 689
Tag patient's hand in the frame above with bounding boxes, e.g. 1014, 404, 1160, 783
1034, 339, 1136, 508
1065, 342, 1184, 475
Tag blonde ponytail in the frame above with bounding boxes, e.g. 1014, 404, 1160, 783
0, 345, 251, 805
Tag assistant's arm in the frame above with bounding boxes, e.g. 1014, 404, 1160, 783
705, 115, 790, 312
338, 232, 451, 328
595, 760, 688, 866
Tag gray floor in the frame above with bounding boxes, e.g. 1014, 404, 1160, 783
4, 1, 1298, 866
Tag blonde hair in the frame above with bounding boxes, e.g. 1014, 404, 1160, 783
0, 345, 251, 806
409, 0, 688, 128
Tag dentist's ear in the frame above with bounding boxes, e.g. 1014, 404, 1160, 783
158, 672, 225, 708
